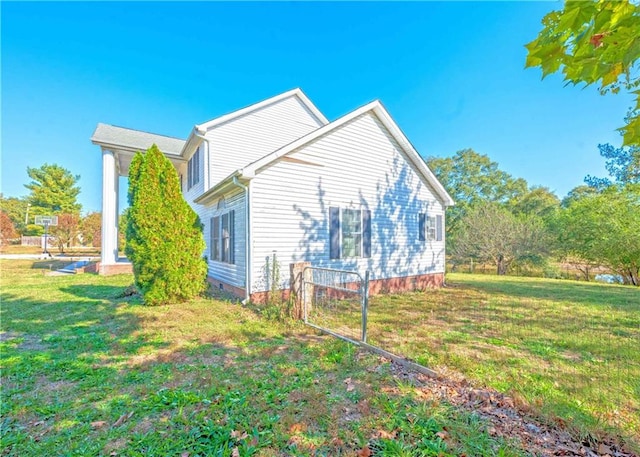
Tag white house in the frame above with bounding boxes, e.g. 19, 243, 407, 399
91, 89, 454, 301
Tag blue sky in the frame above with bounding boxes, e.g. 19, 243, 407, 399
1, 1, 633, 214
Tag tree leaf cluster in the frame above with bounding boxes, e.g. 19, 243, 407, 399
427, 149, 557, 276
526, 0, 640, 146
429, 145, 639, 284
24, 163, 82, 216
125, 144, 208, 305
554, 183, 640, 285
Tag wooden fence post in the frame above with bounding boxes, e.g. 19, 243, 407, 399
289, 262, 311, 320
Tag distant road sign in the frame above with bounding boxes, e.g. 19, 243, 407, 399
35, 215, 58, 226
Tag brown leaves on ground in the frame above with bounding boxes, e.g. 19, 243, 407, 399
387, 362, 637, 457
289, 423, 307, 434
370, 429, 397, 440
357, 445, 372, 457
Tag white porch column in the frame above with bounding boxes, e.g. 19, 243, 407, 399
101, 149, 118, 265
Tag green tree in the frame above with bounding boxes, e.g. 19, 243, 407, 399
426, 149, 528, 233
561, 185, 599, 208
0, 194, 29, 234
585, 143, 640, 188
80, 212, 102, 248
25, 164, 81, 215
555, 184, 640, 285
452, 202, 551, 275
508, 185, 560, 220
526, 0, 640, 146
118, 209, 129, 253
126, 144, 207, 305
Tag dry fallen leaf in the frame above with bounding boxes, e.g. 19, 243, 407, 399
598, 443, 613, 455
91, 421, 108, 429
289, 422, 307, 434
112, 411, 134, 427
357, 446, 372, 457
180, 453, 189, 457
231, 447, 240, 457
371, 429, 396, 440
230, 430, 248, 440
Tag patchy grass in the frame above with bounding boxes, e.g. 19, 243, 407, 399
363, 273, 640, 447
1, 260, 534, 456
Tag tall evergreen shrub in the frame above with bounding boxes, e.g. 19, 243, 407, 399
126, 144, 207, 305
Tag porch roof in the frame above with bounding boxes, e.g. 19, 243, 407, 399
91, 123, 186, 175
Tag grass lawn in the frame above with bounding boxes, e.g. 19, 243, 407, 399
1, 260, 543, 456
363, 273, 640, 445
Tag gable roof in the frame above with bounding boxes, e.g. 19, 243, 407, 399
91, 123, 185, 156
180, 88, 328, 157
196, 88, 328, 132
240, 100, 455, 206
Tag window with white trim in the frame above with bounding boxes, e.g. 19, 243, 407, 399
342, 209, 362, 258
329, 207, 371, 259
187, 147, 200, 190
210, 210, 235, 264
419, 212, 443, 242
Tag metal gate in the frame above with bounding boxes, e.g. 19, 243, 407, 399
302, 266, 369, 344
301, 266, 438, 378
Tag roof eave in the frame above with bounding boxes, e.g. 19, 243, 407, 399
193, 171, 249, 205
91, 139, 185, 159
370, 103, 455, 207
241, 100, 455, 207
196, 88, 328, 133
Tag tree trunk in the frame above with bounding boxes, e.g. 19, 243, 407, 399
497, 255, 507, 275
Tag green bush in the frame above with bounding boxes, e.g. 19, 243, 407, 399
125, 144, 207, 305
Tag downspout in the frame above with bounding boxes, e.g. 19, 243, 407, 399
192, 130, 210, 191
231, 176, 251, 304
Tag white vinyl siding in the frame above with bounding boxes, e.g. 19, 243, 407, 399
249, 112, 446, 293
205, 95, 324, 187
200, 189, 246, 288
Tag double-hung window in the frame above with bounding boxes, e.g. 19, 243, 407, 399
419, 212, 443, 242
329, 207, 371, 259
187, 147, 200, 190
210, 210, 235, 264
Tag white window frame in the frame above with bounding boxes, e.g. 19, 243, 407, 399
426, 215, 437, 241
187, 147, 200, 190
211, 210, 234, 264
341, 208, 363, 258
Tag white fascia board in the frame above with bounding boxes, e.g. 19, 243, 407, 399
179, 127, 203, 159
371, 103, 455, 207
241, 101, 379, 177
240, 100, 454, 207
195, 88, 328, 133
193, 171, 247, 205
179, 89, 327, 159
91, 139, 186, 161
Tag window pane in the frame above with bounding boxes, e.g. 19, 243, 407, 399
354, 233, 362, 257
426, 216, 437, 241
221, 213, 229, 262
341, 209, 362, 258
213, 216, 220, 260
